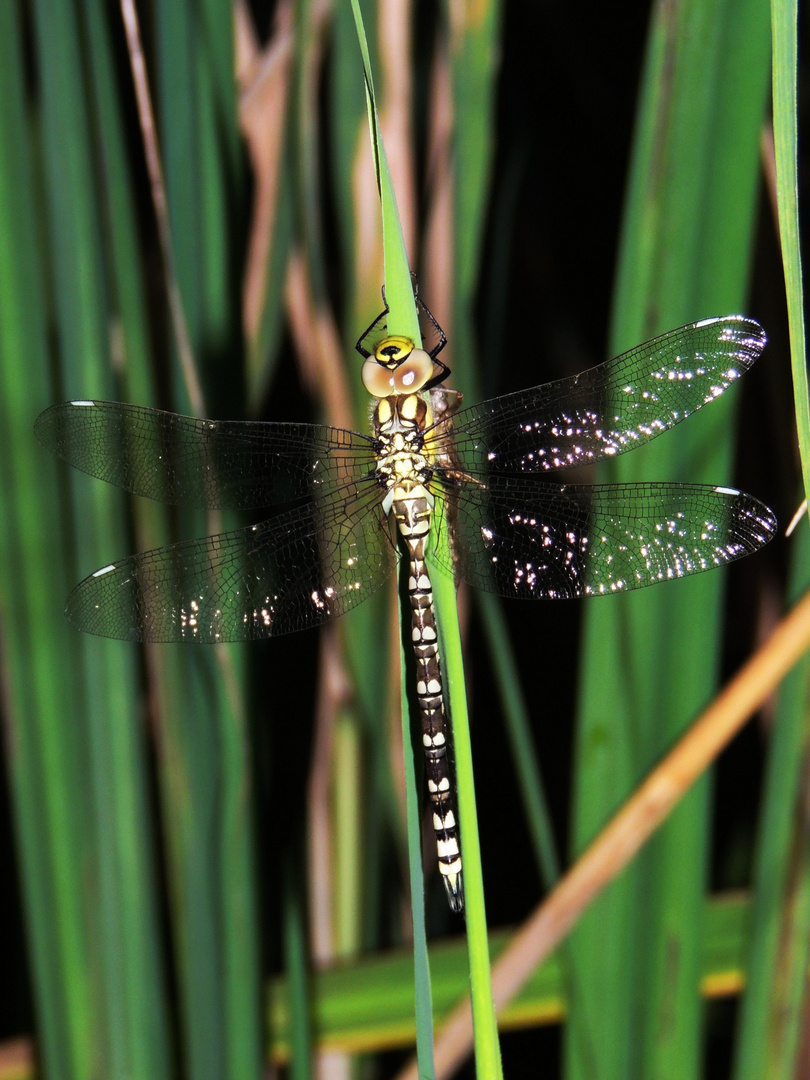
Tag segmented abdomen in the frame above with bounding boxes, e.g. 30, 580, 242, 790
394, 483, 463, 913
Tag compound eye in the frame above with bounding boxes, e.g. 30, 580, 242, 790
362, 359, 396, 397
392, 348, 434, 393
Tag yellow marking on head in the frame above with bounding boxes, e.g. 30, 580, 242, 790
375, 335, 414, 365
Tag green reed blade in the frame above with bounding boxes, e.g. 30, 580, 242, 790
264, 893, 754, 1060
569, 1, 771, 1078
771, 0, 809, 507
1, 2, 175, 1077
427, 0, 505, 1071
0, 5, 97, 1075
152, 4, 262, 1077
351, 2, 502, 1072
731, 3, 810, 1075
349, 0, 418, 343
349, 6, 437, 1074
732, 527, 810, 1080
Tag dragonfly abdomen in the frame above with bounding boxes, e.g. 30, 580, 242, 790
394, 484, 463, 913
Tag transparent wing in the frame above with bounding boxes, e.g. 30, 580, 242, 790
65, 479, 395, 641
35, 400, 378, 509
432, 317, 765, 475
430, 479, 776, 599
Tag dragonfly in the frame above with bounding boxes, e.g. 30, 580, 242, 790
35, 298, 776, 913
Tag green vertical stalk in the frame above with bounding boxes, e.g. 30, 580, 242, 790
350, 4, 502, 1073
349, 6, 438, 1070
1, 1, 174, 1077
732, 1, 810, 1075
153, 3, 261, 1077
0, 4, 95, 1075
732, 527, 810, 1079
568, 1, 770, 1078
442, 4, 504, 1066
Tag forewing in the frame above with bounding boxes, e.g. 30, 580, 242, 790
436, 317, 765, 475
431, 478, 776, 599
65, 479, 394, 641
35, 399, 377, 509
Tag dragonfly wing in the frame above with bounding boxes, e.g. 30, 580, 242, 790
34, 400, 377, 509
66, 480, 395, 641
431, 478, 776, 599
439, 317, 765, 475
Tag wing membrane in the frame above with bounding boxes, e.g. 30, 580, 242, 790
435, 318, 765, 475
36, 316, 775, 642
35, 400, 378, 509
66, 479, 393, 641
431, 479, 776, 599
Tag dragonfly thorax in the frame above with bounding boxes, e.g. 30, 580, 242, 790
372, 392, 433, 450
373, 393, 436, 518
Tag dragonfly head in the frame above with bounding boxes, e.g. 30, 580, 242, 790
361, 336, 435, 398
